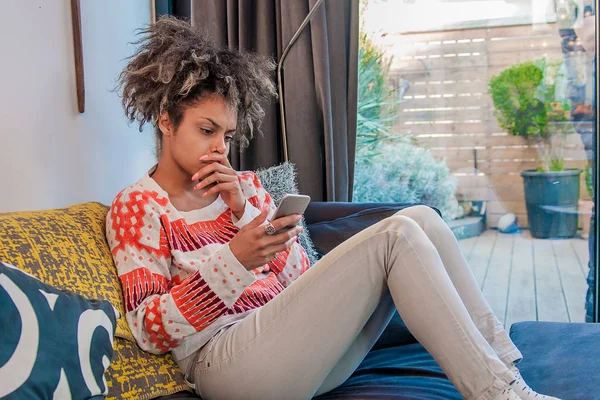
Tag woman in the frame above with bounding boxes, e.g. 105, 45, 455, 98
106, 17, 560, 400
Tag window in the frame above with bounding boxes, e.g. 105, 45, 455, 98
356, 0, 597, 323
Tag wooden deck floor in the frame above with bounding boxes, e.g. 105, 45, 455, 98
459, 229, 590, 328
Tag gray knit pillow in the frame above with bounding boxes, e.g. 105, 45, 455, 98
254, 162, 319, 265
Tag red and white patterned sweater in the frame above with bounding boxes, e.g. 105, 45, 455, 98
106, 169, 311, 361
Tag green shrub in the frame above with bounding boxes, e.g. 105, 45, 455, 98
354, 142, 464, 221
356, 32, 407, 158
354, 22, 461, 221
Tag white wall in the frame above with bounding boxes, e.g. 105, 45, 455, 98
0, 0, 156, 212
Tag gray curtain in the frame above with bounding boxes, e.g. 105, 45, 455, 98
188, 0, 358, 202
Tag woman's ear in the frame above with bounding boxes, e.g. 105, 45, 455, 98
158, 111, 174, 136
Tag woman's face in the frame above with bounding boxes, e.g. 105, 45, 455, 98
160, 94, 237, 178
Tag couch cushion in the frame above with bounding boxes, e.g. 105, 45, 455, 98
159, 321, 600, 400
0, 202, 133, 342
370, 312, 417, 351
153, 342, 460, 400
306, 205, 419, 258
315, 343, 460, 399
0, 261, 118, 399
155, 392, 199, 400
255, 162, 319, 265
510, 321, 600, 400
106, 338, 189, 400
0, 202, 193, 400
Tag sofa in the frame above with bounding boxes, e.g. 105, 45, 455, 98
1, 200, 599, 400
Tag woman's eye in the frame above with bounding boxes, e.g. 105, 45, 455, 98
225, 136, 234, 142
201, 129, 213, 135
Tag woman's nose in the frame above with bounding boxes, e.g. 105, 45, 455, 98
212, 136, 227, 153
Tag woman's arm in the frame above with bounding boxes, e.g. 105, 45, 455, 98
237, 172, 312, 285
106, 188, 257, 354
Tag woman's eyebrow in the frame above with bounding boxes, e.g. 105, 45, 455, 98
200, 117, 236, 133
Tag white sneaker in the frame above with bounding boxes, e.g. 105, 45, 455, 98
492, 387, 521, 400
509, 365, 561, 400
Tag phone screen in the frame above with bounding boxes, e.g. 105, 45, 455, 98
272, 194, 311, 221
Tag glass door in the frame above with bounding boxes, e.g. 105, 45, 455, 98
356, 0, 598, 324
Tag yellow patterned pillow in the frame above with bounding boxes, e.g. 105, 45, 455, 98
0, 202, 133, 341
106, 338, 190, 399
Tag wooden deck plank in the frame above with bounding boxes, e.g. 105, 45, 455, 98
459, 235, 478, 259
481, 231, 514, 326
505, 230, 536, 328
571, 238, 591, 277
552, 240, 588, 322
461, 230, 590, 326
465, 229, 497, 288
552, 239, 587, 322
532, 237, 570, 322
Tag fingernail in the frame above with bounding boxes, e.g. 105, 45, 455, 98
191, 175, 197, 181
199, 155, 207, 160
202, 192, 207, 197
294, 215, 302, 221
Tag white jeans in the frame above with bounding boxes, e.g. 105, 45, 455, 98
179, 205, 522, 400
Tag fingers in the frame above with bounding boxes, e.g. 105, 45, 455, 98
264, 225, 303, 246
199, 153, 229, 166
191, 161, 235, 182
201, 181, 238, 197
244, 207, 270, 231
243, 213, 300, 267
269, 214, 302, 232
221, 155, 233, 169
263, 236, 298, 257
194, 172, 236, 191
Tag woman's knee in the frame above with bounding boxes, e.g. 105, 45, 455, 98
384, 215, 439, 263
368, 213, 432, 248
383, 214, 427, 241
396, 205, 441, 224
392, 206, 450, 240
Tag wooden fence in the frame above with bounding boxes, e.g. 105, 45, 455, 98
383, 23, 590, 228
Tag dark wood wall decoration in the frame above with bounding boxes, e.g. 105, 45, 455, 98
70, 0, 84, 113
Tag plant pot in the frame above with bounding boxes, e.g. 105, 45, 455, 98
521, 169, 582, 239
578, 199, 594, 239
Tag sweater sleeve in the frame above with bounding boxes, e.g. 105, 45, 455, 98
230, 198, 262, 229
106, 188, 256, 355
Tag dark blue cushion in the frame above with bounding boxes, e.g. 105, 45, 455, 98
509, 321, 600, 400
315, 343, 460, 399
371, 312, 417, 351
159, 321, 600, 399
0, 262, 118, 399
306, 205, 432, 259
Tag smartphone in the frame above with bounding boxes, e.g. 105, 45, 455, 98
271, 194, 311, 230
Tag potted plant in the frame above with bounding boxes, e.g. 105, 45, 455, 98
488, 58, 581, 238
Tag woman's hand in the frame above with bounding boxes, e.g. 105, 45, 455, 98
229, 208, 303, 270
192, 154, 246, 217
